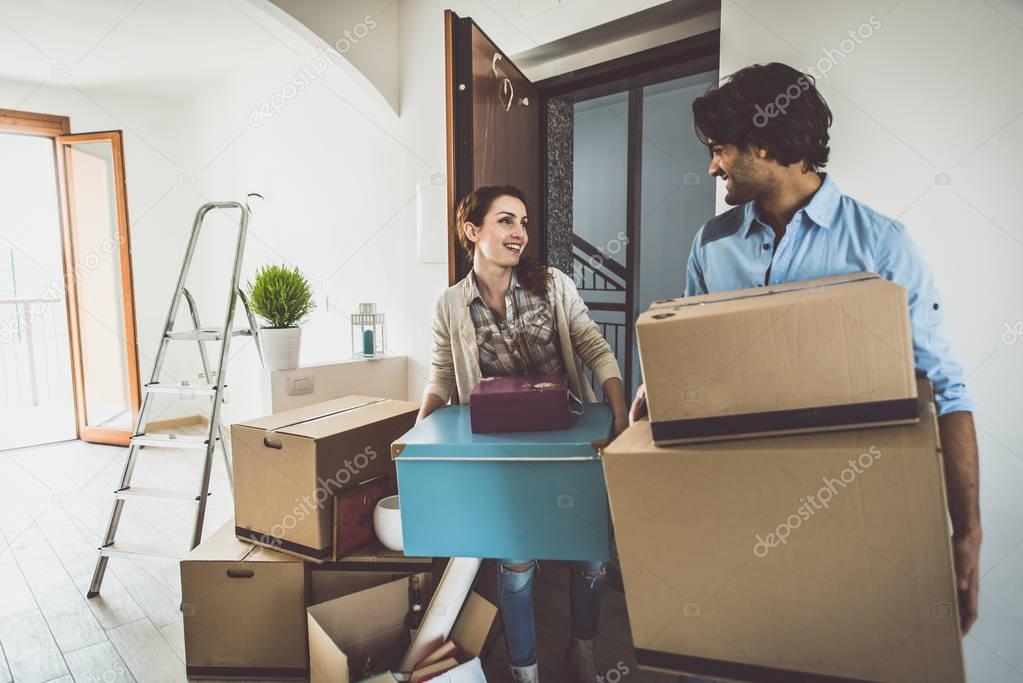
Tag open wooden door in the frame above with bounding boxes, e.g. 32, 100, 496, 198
55, 131, 141, 446
444, 10, 544, 285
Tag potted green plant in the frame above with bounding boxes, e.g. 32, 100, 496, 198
246, 264, 315, 370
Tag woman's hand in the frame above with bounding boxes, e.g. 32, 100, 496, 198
612, 412, 629, 437
601, 377, 629, 438
417, 393, 447, 424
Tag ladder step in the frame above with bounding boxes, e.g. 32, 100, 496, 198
132, 433, 216, 449
98, 542, 185, 561
166, 327, 253, 341
144, 381, 219, 396
114, 486, 204, 504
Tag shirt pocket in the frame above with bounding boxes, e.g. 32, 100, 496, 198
476, 327, 501, 369
521, 305, 556, 347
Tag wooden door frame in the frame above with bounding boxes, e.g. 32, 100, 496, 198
0, 109, 140, 446
55, 130, 140, 446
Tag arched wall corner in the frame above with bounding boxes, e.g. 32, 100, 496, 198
242, 0, 400, 116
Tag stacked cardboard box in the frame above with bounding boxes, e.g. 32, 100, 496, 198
609, 273, 964, 682
180, 395, 496, 681
231, 395, 420, 561
180, 521, 436, 679
637, 273, 919, 444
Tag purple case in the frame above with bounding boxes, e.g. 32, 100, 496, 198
469, 373, 571, 433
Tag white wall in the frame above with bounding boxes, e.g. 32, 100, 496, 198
719, 2, 1023, 680
0, 79, 210, 425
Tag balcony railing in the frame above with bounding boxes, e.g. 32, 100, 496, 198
0, 297, 69, 407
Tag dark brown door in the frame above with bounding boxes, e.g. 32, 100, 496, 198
444, 10, 543, 285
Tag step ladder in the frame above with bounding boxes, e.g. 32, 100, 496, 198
87, 196, 263, 597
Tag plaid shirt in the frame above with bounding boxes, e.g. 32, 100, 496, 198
467, 271, 564, 378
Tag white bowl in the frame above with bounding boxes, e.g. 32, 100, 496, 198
374, 495, 403, 551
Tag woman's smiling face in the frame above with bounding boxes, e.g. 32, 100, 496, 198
464, 194, 529, 267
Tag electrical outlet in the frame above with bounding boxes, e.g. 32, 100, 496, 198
288, 375, 314, 396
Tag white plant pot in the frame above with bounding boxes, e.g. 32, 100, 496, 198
259, 326, 302, 370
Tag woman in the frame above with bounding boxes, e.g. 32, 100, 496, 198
418, 185, 628, 683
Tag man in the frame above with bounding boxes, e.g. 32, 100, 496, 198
629, 62, 981, 634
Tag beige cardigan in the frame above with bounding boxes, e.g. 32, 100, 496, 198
424, 267, 622, 405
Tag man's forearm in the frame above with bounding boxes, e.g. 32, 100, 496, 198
938, 411, 981, 538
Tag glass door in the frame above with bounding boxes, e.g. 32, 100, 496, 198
56, 131, 140, 446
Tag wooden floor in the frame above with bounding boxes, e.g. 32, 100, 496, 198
0, 433, 685, 683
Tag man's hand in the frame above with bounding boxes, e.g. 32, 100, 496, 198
629, 383, 648, 424
938, 411, 981, 636
953, 531, 981, 634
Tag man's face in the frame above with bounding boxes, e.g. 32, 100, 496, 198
707, 141, 768, 205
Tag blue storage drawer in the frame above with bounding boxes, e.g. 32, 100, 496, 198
392, 404, 612, 561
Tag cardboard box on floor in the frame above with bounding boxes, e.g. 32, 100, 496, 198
308, 573, 496, 683
232, 395, 419, 562
636, 272, 919, 444
181, 522, 437, 679
602, 378, 964, 683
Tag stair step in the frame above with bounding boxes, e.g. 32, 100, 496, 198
97, 542, 185, 561
114, 487, 204, 504
144, 381, 219, 396
166, 327, 253, 341
132, 433, 215, 450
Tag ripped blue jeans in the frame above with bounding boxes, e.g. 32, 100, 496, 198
498, 559, 606, 667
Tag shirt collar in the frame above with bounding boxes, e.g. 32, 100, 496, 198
467, 270, 520, 304
742, 174, 840, 237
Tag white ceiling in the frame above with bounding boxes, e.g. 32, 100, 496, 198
0, 0, 305, 97
0, 0, 676, 98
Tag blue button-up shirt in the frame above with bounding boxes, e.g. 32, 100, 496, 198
684, 174, 974, 416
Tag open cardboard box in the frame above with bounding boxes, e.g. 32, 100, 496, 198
181, 522, 438, 679
232, 395, 418, 562
637, 272, 919, 444
307, 572, 496, 683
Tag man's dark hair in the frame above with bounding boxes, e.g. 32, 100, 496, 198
692, 62, 833, 171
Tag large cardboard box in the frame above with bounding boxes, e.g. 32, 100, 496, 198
180, 522, 309, 679
392, 403, 613, 561
181, 524, 438, 679
307, 574, 496, 683
232, 395, 419, 561
637, 272, 919, 444
602, 379, 964, 682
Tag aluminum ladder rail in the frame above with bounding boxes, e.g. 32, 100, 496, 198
87, 195, 263, 597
